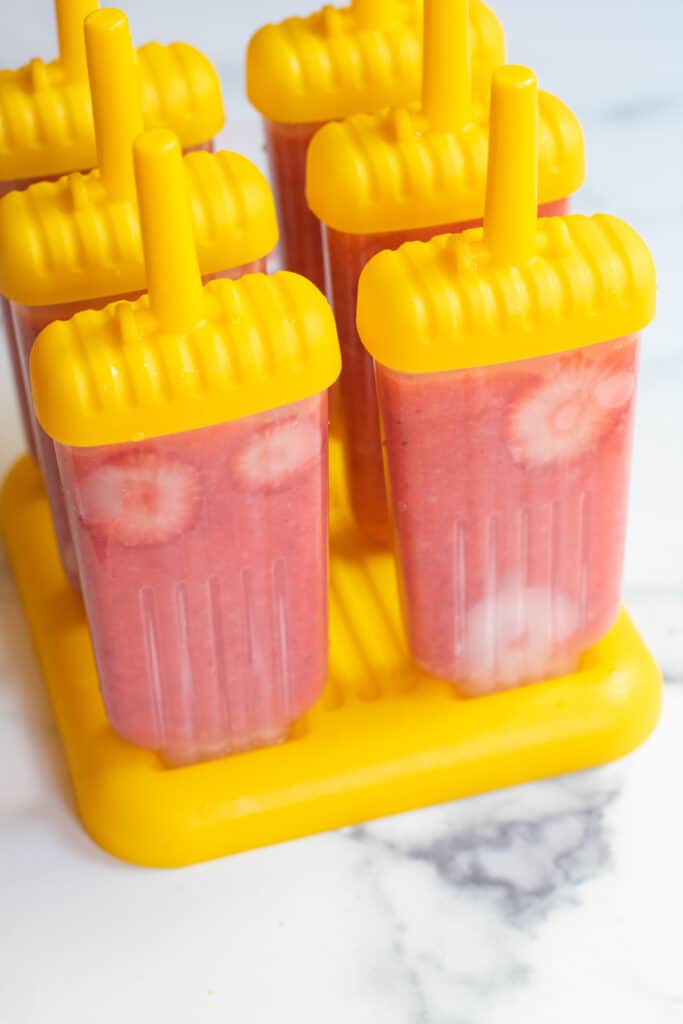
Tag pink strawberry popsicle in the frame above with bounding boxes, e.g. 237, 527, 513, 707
356, 66, 656, 695
57, 395, 329, 763
31, 130, 341, 765
376, 336, 639, 692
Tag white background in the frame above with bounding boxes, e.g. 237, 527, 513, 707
1, 2, 682, 1022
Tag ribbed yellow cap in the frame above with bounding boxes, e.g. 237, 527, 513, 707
31, 131, 340, 447
0, 11, 277, 307
357, 67, 656, 373
0, 0, 225, 182
307, 1, 583, 232
246, 0, 505, 125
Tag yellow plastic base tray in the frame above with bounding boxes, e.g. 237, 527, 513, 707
1, 445, 661, 868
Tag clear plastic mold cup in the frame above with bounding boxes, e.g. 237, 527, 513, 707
356, 67, 656, 695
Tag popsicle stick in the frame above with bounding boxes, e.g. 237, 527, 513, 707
483, 66, 538, 265
55, 0, 99, 80
85, 9, 143, 202
422, 0, 471, 133
351, 0, 397, 29
133, 131, 205, 332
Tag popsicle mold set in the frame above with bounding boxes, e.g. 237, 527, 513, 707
0, 0, 660, 867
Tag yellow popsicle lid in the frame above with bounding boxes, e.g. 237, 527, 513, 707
357, 66, 656, 373
0, 10, 277, 307
31, 130, 340, 448
246, 0, 504, 125
307, 0, 584, 233
0, 0, 225, 183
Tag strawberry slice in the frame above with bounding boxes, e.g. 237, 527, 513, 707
232, 416, 323, 492
461, 584, 579, 693
76, 451, 200, 546
506, 356, 635, 468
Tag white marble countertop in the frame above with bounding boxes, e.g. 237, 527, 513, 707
2, 1, 682, 1021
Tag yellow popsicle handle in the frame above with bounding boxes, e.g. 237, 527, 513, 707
422, 0, 471, 133
351, 0, 397, 29
85, 9, 143, 202
133, 131, 205, 332
55, 0, 99, 80
483, 65, 538, 265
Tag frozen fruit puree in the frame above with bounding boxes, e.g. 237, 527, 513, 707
247, 0, 505, 288
377, 336, 639, 692
356, 66, 656, 694
57, 394, 329, 763
264, 120, 327, 290
31, 130, 340, 764
0, 9, 277, 592
306, 0, 583, 542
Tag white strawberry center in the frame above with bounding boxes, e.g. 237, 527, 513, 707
550, 399, 583, 435
234, 417, 323, 492
594, 370, 635, 410
126, 479, 160, 516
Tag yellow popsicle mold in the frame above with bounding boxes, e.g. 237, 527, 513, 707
0, 11, 277, 307
246, 0, 505, 125
30, 132, 339, 447
307, 1, 584, 233
0, 0, 225, 182
0, 442, 661, 867
357, 67, 656, 374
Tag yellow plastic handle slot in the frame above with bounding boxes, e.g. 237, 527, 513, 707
484, 65, 538, 265
133, 130, 205, 332
85, 9, 143, 202
56, 0, 100, 81
422, 0, 472, 133
351, 0, 398, 29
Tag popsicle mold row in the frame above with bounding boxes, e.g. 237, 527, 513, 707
31, 272, 341, 446
0, 152, 278, 306
357, 214, 657, 374
247, 0, 504, 124
0, 41, 224, 181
